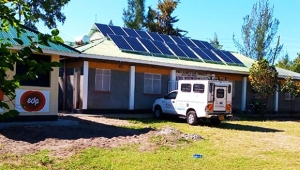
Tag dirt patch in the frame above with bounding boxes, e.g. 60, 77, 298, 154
0, 115, 203, 158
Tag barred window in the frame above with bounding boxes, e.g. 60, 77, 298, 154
144, 73, 161, 94
95, 69, 111, 91
193, 84, 205, 93
181, 84, 191, 92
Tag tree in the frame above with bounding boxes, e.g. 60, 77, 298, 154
209, 33, 223, 50
0, 1, 63, 120
17, 0, 70, 29
233, 0, 283, 63
281, 76, 300, 115
108, 20, 114, 26
248, 59, 279, 114
276, 52, 292, 70
123, 0, 145, 30
291, 54, 300, 73
154, 0, 187, 36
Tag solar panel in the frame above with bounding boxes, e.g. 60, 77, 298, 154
213, 50, 234, 63
181, 38, 197, 47
123, 36, 148, 52
148, 32, 164, 41
95, 23, 114, 36
201, 41, 215, 49
135, 30, 152, 39
108, 34, 133, 51
191, 39, 207, 49
138, 38, 162, 54
166, 42, 187, 57
159, 34, 175, 43
171, 36, 186, 45
177, 44, 200, 60
152, 40, 174, 56
191, 47, 213, 61
222, 51, 244, 65
201, 48, 223, 62
122, 27, 140, 37
109, 25, 127, 36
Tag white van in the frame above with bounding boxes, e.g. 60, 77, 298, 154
152, 80, 233, 125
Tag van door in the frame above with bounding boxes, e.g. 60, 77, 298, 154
213, 86, 227, 111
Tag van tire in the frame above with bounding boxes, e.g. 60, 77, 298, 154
154, 106, 163, 119
186, 111, 198, 125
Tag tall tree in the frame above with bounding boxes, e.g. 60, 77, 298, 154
108, 20, 114, 26
154, 0, 187, 36
17, 0, 70, 29
248, 59, 279, 114
0, 1, 62, 120
276, 52, 292, 70
123, 0, 145, 30
209, 33, 222, 50
233, 0, 283, 63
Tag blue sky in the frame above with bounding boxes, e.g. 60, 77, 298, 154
37, 0, 300, 61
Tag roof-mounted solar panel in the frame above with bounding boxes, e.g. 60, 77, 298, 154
148, 32, 164, 41
181, 38, 197, 47
159, 34, 175, 43
152, 40, 174, 56
95, 23, 114, 36
201, 48, 223, 62
108, 34, 133, 51
122, 27, 140, 37
177, 44, 200, 60
135, 30, 152, 39
109, 25, 127, 36
212, 50, 235, 63
166, 42, 187, 58
171, 36, 186, 45
138, 38, 162, 54
191, 39, 207, 49
123, 36, 148, 52
201, 41, 215, 49
222, 51, 244, 65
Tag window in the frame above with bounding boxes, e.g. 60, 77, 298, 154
95, 69, 111, 91
181, 84, 191, 92
285, 92, 295, 100
165, 91, 178, 99
144, 73, 161, 94
16, 54, 51, 87
228, 84, 231, 93
193, 84, 205, 93
216, 89, 225, 98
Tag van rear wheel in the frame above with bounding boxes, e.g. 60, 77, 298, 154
186, 111, 198, 125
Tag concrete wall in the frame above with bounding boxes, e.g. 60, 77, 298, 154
87, 68, 129, 109
134, 73, 169, 110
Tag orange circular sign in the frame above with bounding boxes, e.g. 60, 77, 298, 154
20, 91, 46, 112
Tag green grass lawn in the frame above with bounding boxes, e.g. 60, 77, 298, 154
1, 118, 300, 170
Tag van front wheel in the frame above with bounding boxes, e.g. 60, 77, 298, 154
186, 111, 198, 125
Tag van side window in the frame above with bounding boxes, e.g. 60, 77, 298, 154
181, 84, 191, 92
193, 84, 205, 93
228, 85, 231, 93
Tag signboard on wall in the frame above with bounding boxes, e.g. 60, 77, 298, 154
15, 89, 50, 112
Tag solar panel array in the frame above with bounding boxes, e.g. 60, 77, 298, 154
94, 23, 244, 66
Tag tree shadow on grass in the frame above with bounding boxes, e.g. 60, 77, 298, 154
0, 116, 154, 144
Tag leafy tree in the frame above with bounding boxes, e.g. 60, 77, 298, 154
209, 33, 222, 50
0, 1, 63, 120
281, 76, 300, 115
291, 53, 300, 73
276, 52, 292, 70
248, 59, 279, 113
154, 0, 187, 36
17, 0, 70, 29
233, 0, 283, 63
123, 0, 145, 30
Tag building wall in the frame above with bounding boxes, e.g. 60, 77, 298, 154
1, 54, 60, 117
87, 68, 129, 109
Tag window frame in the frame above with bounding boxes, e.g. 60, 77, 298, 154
193, 84, 205, 93
95, 68, 111, 92
144, 73, 161, 94
181, 83, 191, 92
285, 92, 295, 101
